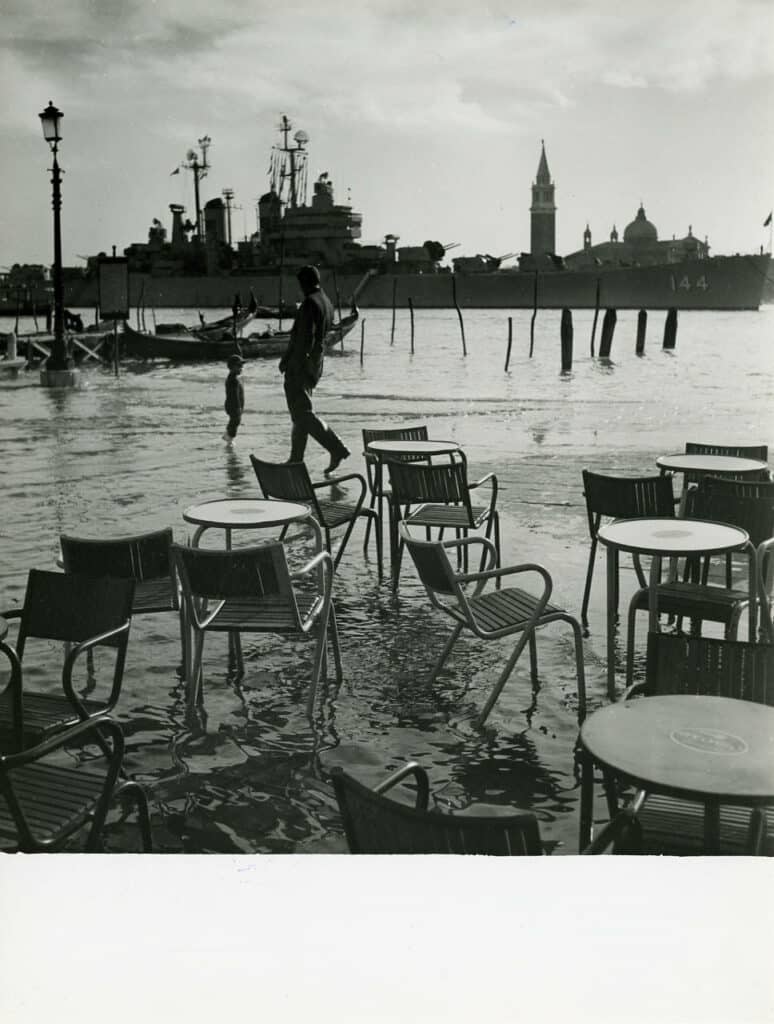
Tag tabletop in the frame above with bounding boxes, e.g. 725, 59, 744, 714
597, 517, 749, 557
183, 498, 312, 530
367, 439, 461, 457
656, 453, 768, 476
581, 695, 774, 803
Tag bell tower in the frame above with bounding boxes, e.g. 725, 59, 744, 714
530, 140, 556, 257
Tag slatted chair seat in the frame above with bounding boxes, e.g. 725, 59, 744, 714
404, 503, 491, 529
399, 524, 586, 728
132, 577, 178, 614
0, 570, 134, 753
464, 588, 565, 632
0, 716, 152, 852
633, 794, 774, 856
250, 454, 377, 575
190, 594, 323, 633
172, 542, 340, 712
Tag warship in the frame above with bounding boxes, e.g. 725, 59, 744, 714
63, 123, 770, 312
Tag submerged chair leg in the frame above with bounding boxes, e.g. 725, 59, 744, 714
581, 535, 598, 627
328, 603, 343, 682
476, 628, 534, 727
427, 622, 465, 685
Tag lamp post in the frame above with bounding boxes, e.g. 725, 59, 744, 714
39, 100, 77, 385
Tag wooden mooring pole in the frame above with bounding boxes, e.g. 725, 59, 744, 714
390, 278, 397, 346
663, 307, 678, 350
504, 317, 513, 372
451, 274, 467, 356
560, 308, 573, 372
408, 297, 415, 354
359, 318, 366, 364
599, 308, 617, 358
590, 277, 601, 356
635, 309, 647, 355
529, 271, 538, 357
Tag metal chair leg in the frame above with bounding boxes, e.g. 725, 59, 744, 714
476, 628, 533, 727
427, 622, 464, 685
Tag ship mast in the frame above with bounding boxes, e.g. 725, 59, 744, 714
272, 114, 308, 210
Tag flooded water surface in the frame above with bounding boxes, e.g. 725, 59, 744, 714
1, 305, 772, 853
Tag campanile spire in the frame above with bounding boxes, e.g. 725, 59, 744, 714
530, 140, 556, 257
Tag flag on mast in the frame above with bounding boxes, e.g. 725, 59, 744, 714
764, 211, 772, 227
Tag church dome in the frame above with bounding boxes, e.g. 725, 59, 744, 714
623, 204, 658, 244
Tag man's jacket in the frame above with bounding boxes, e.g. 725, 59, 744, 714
280, 288, 334, 387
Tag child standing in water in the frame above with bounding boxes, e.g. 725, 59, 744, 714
223, 354, 245, 444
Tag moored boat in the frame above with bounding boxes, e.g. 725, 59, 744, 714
121, 308, 359, 361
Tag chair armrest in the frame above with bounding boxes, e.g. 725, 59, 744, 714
292, 549, 334, 581
581, 792, 645, 854
456, 562, 553, 601
441, 535, 498, 572
62, 619, 132, 708
468, 472, 498, 512
293, 550, 334, 632
373, 762, 430, 810
313, 472, 367, 507
0, 714, 124, 770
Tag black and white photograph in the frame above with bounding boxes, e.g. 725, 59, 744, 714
0, 1, 772, 1020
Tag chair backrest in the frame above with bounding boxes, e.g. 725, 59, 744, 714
699, 474, 774, 501
60, 528, 173, 581
400, 528, 460, 597
684, 442, 770, 485
691, 483, 774, 549
362, 425, 429, 460
387, 459, 473, 519
17, 569, 135, 655
644, 632, 774, 704
330, 767, 543, 854
582, 471, 674, 536
249, 455, 320, 516
172, 542, 298, 611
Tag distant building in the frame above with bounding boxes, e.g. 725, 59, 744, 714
565, 204, 710, 268
530, 140, 556, 258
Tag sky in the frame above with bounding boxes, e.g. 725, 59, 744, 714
1, 0, 773, 270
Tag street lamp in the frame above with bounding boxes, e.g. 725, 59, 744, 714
39, 100, 73, 378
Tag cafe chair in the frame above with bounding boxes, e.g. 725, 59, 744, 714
387, 457, 500, 592
619, 632, 774, 855
399, 524, 586, 728
361, 424, 429, 565
330, 762, 637, 855
0, 570, 134, 752
60, 527, 179, 621
580, 470, 674, 628
171, 541, 340, 712
250, 454, 377, 574
624, 487, 774, 686
0, 712, 152, 853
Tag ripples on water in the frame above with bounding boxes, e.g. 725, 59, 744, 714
1, 306, 772, 854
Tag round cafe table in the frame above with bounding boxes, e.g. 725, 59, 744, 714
657, 453, 768, 515
580, 695, 774, 854
597, 517, 753, 698
183, 498, 319, 549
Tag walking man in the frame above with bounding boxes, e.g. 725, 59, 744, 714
279, 265, 350, 474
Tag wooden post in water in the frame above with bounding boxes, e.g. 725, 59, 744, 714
529, 271, 538, 357
599, 308, 617, 357
590, 277, 601, 356
359, 318, 366, 364
408, 297, 415, 354
635, 309, 647, 355
390, 277, 397, 346
504, 317, 513, 372
560, 308, 573, 372
663, 307, 678, 350
112, 320, 119, 377
451, 274, 467, 356
332, 268, 343, 325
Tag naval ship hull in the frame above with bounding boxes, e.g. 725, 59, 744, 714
64, 253, 770, 312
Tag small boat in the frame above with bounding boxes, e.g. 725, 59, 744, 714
121, 308, 359, 361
